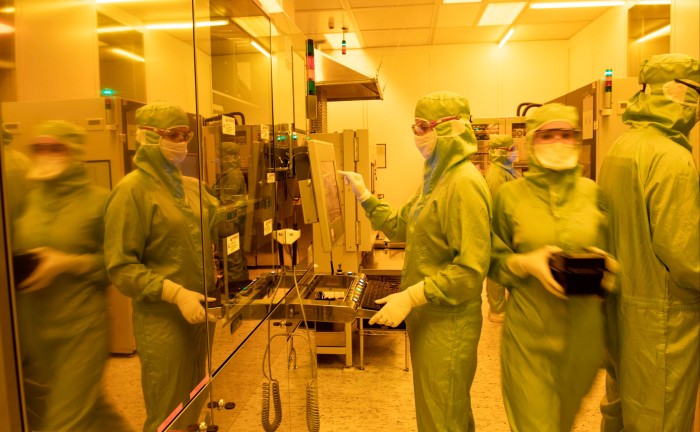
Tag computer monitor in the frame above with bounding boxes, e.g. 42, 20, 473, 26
298, 139, 345, 253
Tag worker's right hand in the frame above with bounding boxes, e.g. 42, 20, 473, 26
18, 247, 92, 293
337, 170, 371, 203
507, 246, 567, 299
369, 281, 427, 327
162, 280, 217, 324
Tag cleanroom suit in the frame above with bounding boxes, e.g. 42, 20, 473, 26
104, 103, 219, 432
484, 134, 520, 318
13, 121, 133, 431
489, 104, 608, 432
360, 91, 491, 431
598, 53, 700, 432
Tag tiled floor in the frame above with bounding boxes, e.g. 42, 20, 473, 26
104, 292, 606, 431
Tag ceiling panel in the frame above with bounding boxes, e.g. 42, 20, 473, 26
354, 5, 435, 30
510, 21, 590, 41
436, 3, 485, 28
518, 6, 609, 24
433, 25, 507, 45
294, 0, 345, 11
349, 0, 435, 7
361, 28, 433, 48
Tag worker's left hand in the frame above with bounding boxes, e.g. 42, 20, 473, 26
18, 247, 90, 293
369, 281, 427, 327
585, 246, 619, 293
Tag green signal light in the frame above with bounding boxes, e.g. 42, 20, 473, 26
101, 88, 116, 96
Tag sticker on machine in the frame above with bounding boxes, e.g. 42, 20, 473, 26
226, 233, 240, 255
264, 219, 273, 236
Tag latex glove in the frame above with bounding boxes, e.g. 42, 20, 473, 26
162, 279, 217, 324
507, 245, 567, 300
369, 281, 427, 327
337, 170, 371, 203
18, 247, 93, 293
585, 246, 619, 293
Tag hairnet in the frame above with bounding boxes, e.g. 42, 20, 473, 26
2, 124, 12, 145
489, 134, 513, 149
221, 141, 240, 156
135, 102, 190, 145
33, 120, 87, 158
526, 103, 579, 132
414, 91, 475, 151
639, 53, 699, 86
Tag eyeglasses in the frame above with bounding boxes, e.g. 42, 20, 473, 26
533, 128, 581, 143
31, 143, 69, 155
674, 79, 700, 94
139, 125, 193, 143
412, 115, 461, 136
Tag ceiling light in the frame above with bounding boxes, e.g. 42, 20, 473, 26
0, 22, 14, 33
324, 32, 360, 50
145, 20, 228, 30
0, 7, 15, 13
530, 1, 624, 9
499, 28, 515, 47
251, 40, 271, 58
478, 2, 526, 26
634, 24, 670, 43
97, 26, 135, 34
443, 0, 481, 3
259, 0, 283, 14
111, 48, 145, 62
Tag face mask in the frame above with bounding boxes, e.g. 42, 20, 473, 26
533, 142, 580, 171
160, 138, 188, 166
414, 130, 437, 159
27, 155, 72, 180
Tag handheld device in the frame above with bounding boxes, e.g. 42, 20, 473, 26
549, 252, 606, 297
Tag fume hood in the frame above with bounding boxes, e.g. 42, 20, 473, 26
314, 50, 383, 102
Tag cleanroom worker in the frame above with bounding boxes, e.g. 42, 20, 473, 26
13, 121, 133, 431
483, 134, 520, 323
339, 91, 491, 431
103, 102, 219, 431
598, 53, 699, 432
1, 123, 30, 224
489, 103, 615, 432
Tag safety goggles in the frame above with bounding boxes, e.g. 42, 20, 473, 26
533, 128, 581, 144
412, 115, 461, 136
30, 143, 69, 155
674, 79, 700, 94
491, 145, 517, 156
139, 125, 193, 143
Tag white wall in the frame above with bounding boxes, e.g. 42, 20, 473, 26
325, 41, 570, 205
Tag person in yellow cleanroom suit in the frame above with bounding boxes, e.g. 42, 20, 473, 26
103, 102, 220, 431
489, 103, 616, 432
13, 121, 134, 431
598, 53, 700, 432
340, 91, 491, 431
483, 133, 520, 323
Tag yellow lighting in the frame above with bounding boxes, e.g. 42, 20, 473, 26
95, 0, 141, 3
324, 32, 360, 50
0, 7, 15, 13
111, 48, 145, 62
0, 22, 14, 34
530, 1, 623, 9
635, 0, 671, 4
260, 0, 283, 13
634, 24, 671, 43
478, 2, 526, 26
145, 20, 227, 30
443, 0, 481, 3
499, 28, 515, 47
251, 40, 270, 58
97, 26, 135, 34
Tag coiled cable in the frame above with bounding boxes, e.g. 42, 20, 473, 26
261, 378, 282, 432
306, 378, 320, 432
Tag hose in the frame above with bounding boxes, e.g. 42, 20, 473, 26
306, 378, 320, 432
261, 379, 282, 432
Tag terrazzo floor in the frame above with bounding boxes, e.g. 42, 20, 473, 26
103, 291, 606, 431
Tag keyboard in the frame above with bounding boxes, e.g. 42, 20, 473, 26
360, 280, 401, 310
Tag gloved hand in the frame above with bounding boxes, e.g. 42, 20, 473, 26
585, 246, 619, 293
18, 247, 93, 293
369, 281, 427, 327
337, 170, 371, 203
507, 245, 567, 299
162, 279, 217, 324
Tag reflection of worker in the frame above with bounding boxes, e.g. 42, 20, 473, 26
340, 91, 491, 431
489, 104, 615, 431
104, 102, 219, 431
218, 141, 249, 284
598, 54, 699, 432
1, 124, 30, 225
483, 134, 520, 323
13, 121, 133, 431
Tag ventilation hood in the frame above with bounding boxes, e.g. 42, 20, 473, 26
314, 50, 383, 102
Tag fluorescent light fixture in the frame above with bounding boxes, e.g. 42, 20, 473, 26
97, 26, 135, 34
232, 16, 278, 38
0, 6, 15, 13
111, 48, 145, 62
324, 32, 360, 50
251, 40, 270, 58
634, 24, 670, 43
635, 0, 670, 4
259, 0, 283, 13
145, 20, 227, 30
443, 0, 481, 3
499, 28, 515, 47
478, 2, 526, 26
0, 22, 14, 33
530, 1, 623, 9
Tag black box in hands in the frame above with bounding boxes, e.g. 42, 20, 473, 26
549, 252, 606, 297
12, 252, 40, 287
